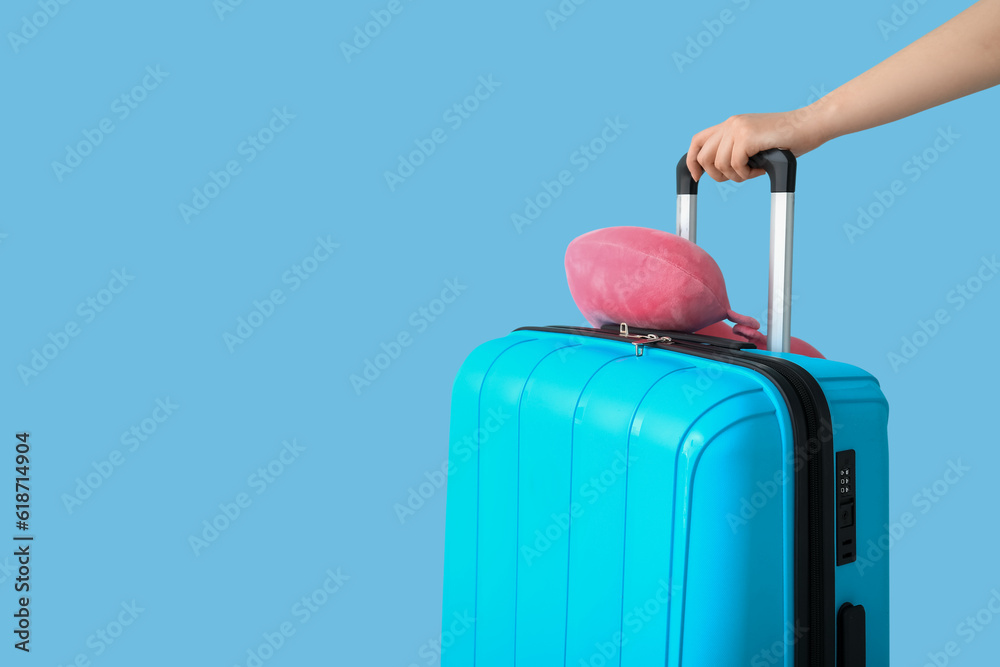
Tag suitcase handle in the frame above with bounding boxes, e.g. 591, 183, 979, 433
674, 149, 797, 354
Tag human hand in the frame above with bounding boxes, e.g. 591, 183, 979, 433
686, 108, 829, 183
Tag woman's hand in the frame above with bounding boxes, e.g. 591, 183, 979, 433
686, 0, 1000, 185
685, 108, 830, 183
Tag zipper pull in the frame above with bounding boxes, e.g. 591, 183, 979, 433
633, 334, 673, 357
619, 323, 672, 355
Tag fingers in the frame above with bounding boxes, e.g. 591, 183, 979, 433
689, 114, 781, 184
721, 117, 757, 181
714, 133, 745, 183
685, 149, 703, 183
731, 146, 754, 181
725, 115, 755, 181
697, 131, 725, 182
686, 130, 709, 182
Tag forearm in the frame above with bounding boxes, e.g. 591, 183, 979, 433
813, 0, 1000, 142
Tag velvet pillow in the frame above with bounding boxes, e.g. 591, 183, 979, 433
565, 226, 824, 358
565, 226, 762, 338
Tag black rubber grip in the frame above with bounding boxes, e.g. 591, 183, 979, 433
748, 148, 797, 193
676, 154, 698, 195
676, 148, 796, 194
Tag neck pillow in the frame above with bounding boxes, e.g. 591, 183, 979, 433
564, 226, 823, 358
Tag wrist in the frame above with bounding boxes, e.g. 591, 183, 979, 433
802, 93, 843, 147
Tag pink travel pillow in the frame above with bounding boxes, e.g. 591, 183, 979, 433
565, 226, 823, 358
566, 226, 762, 337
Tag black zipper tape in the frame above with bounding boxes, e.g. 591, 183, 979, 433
515, 325, 836, 667
595, 323, 757, 350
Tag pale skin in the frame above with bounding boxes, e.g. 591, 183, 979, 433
687, 0, 1000, 183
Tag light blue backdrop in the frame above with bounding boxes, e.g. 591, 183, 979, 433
2, 0, 997, 665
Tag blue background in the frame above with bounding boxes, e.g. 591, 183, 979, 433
2, 0, 997, 665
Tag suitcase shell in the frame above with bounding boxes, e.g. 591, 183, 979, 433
441, 329, 888, 666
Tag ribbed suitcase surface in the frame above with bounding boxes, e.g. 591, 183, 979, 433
441, 328, 889, 666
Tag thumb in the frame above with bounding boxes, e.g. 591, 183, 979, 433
686, 152, 703, 182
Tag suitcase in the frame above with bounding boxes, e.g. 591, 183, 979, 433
441, 150, 889, 666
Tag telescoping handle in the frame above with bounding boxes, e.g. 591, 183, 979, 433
675, 149, 797, 354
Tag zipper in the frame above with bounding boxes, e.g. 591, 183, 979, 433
515, 325, 836, 667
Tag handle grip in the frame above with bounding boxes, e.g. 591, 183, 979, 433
676, 148, 796, 195
674, 149, 797, 353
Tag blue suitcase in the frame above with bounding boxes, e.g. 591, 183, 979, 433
441, 150, 888, 666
